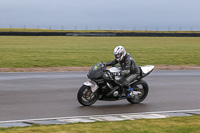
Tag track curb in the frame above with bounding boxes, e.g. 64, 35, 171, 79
0, 109, 200, 128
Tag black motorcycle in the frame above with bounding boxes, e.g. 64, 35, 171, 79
77, 62, 154, 106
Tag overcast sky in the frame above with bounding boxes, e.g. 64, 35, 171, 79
1, 0, 200, 31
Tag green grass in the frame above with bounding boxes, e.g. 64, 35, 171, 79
1, 115, 200, 133
0, 36, 200, 68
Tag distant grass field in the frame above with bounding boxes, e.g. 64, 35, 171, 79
0, 36, 200, 68
1, 115, 200, 133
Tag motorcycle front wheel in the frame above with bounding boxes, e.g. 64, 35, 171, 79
77, 85, 99, 106
127, 80, 149, 104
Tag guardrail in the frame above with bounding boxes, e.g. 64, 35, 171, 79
1, 32, 200, 37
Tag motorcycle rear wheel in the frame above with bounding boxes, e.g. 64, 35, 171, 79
77, 85, 99, 106
127, 80, 149, 104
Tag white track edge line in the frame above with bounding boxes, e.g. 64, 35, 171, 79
0, 109, 200, 124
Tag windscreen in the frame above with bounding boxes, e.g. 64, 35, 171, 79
88, 62, 105, 79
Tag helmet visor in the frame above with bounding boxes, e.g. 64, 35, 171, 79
115, 53, 122, 59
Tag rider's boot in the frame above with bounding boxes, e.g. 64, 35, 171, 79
126, 86, 133, 99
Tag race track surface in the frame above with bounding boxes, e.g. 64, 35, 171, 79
0, 70, 200, 121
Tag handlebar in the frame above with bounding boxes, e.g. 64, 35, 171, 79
103, 69, 124, 87
103, 70, 114, 80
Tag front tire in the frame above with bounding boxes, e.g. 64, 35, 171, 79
77, 85, 99, 106
127, 80, 149, 104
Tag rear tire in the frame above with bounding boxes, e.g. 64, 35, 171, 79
77, 85, 99, 106
127, 80, 149, 104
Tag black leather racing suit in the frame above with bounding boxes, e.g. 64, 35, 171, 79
105, 53, 140, 88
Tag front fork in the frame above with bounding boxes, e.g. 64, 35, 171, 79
83, 81, 99, 92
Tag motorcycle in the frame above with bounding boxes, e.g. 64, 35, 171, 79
77, 62, 154, 106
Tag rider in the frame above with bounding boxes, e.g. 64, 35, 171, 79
104, 46, 140, 98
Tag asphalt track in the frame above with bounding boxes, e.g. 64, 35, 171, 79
0, 70, 200, 121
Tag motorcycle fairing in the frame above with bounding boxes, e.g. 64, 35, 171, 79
87, 62, 105, 79
83, 81, 98, 92
140, 65, 154, 74
108, 67, 121, 73
139, 65, 154, 79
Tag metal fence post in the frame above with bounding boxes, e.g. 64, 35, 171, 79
145, 26, 147, 31
168, 26, 170, 31
98, 26, 101, 30
179, 26, 182, 31
10, 25, 12, 32
133, 26, 136, 31
156, 26, 159, 31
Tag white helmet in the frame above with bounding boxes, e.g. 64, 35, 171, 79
113, 46, 126, 62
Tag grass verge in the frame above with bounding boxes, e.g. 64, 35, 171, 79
0, 36, 200, 68
0, 115, 200, 133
